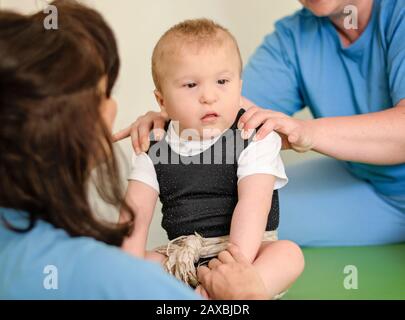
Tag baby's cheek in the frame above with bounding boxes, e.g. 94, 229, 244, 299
220, 116, 235, 132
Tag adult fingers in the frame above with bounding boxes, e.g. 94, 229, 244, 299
112, 120, 143, 155
197, 265, 210, 282
138, 121, 152, 152
254, 117, 295, 141
226, 243, 250, 265
152, 118, 166, 141
112, 126, 131, 142
253, 119, 277, 141
208, 258, 222, 269
217, 250, 235, 264
195, 285, 206, 299
237, 105, 260, 130
240, 111, 274, 139
130, 126, 141, 155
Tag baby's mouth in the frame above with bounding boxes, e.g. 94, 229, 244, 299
201, 112, 219, 122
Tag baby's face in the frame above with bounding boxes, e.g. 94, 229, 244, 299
155, 40, 242, 140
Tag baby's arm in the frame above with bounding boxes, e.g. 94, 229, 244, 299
229, 174, 276, 263
120, 180, 158, 258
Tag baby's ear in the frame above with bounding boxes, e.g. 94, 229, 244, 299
154, 90, 168, 118
154, 90, 164, 108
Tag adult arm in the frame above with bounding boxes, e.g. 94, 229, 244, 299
239, 99, 405, 165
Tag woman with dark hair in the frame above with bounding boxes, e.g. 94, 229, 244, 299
0, 0, 266, 299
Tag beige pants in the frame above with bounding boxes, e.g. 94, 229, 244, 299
155, 231, 283, 298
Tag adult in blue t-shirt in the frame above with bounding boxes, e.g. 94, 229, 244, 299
120, 0, 405, 247
0, 1, 267, 300
240, 0, 405, 246
0, 209, 198, 299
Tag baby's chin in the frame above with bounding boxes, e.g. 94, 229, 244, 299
200, 118, 237, 139
199, 124, 230, 140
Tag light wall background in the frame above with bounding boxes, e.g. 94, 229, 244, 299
1, 0, 322, 248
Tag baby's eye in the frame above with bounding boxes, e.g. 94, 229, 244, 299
184, 83, 197, 88
217, 79, 229, 85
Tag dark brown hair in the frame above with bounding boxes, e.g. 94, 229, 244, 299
0, 0, 134, 246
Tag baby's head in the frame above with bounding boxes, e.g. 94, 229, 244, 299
152, 18, 243, 139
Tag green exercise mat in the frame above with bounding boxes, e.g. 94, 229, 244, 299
283, 243, 405, 300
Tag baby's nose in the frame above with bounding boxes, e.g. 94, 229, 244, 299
199, 87, 218, 105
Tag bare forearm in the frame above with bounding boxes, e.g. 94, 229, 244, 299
120, 201, 153, 256
120, 181, 158, 256
229, 200, 269, 263
311, 105, 405, 164
230, 175, 275, 263
121, 220, 150, 257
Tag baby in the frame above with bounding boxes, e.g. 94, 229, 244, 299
121, 18, 304, 299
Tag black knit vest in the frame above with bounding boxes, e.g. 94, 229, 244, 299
148, 108, 279, 240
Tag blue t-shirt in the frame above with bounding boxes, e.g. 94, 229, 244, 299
0, 208, 199, 299
242, 0, 405, 196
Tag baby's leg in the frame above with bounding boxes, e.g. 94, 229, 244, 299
253, 240, 304, 299
145, 250, 167, 264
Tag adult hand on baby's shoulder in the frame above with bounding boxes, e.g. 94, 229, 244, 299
197, 243, 269, 300
239, 97, 314, 153
112, 110, 169, 155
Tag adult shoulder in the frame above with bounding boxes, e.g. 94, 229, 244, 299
66, 237, 199, 299
273, 7, 320, 36
379, 0, 405, 41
